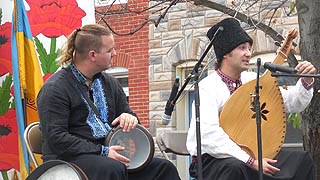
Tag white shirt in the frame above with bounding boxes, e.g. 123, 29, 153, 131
186, 71, 314, 163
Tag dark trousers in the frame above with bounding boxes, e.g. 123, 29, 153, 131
189, 150, 315, 180
68, 154, 181, 180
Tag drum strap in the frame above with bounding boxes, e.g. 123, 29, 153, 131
77, 82, 102, 119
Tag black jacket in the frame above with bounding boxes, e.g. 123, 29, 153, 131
37, 67, 137, 161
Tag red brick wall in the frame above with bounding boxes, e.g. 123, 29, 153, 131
95, 1, 150, 128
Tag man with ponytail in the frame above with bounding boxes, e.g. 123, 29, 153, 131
37, 24, 181, 180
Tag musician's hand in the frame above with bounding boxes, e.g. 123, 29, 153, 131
296, 61, 316, 84
111, 113, 138, 132
252, 158, 280, 176
108, 145, 130, 167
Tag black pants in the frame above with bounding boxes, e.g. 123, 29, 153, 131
68, 154, 181, 180
189, 150, 315, 180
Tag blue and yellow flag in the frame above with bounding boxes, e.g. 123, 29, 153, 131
11, 0, 44, 178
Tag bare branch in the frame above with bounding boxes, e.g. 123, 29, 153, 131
99, 17, 150, 36
95, 0, 298, 65
192, 0, 298, 65
154, 0, 180, 27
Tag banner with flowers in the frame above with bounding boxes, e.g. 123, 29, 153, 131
0, 0, 95, 179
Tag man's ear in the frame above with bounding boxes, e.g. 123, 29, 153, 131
88, 50, 96, 60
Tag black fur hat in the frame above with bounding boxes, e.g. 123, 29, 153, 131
207, 18, 253, 63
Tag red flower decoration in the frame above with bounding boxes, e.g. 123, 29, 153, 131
0, 22, 12, 76
0, 109, 19, 171
26, 0, 86, 38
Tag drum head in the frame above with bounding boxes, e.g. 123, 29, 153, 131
105, 124, 154, 172
27, 160, 88, 180
39, 164, 79, 180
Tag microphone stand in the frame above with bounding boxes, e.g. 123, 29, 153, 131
253, 58, 264, 180
270, 73, 320, 78
168, 27, 223, 180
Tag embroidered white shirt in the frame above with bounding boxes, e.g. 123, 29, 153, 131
186, 71, 314, 163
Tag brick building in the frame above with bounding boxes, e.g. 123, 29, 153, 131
95, 0, 150, 128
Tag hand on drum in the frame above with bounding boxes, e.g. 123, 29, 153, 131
111, 113, 138, 132
108, 145, 130, 167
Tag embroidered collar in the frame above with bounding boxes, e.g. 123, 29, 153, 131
217, 69, 242, 94
69, 63, 111, 138
69, 63, 102, 86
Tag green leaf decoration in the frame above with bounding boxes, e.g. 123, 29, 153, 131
1, 171, 9, 180
34, 36, 49, 74
34, 37, 60, 74
293, 113, 301, 128
48, 50, 59, 72
0, 74, 12, 115
287, 113, 301, 128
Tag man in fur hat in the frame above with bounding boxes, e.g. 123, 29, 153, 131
186, 18, 316, 180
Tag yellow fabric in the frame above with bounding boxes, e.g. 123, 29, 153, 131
13, 0, 44, 178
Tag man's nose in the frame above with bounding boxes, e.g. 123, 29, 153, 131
245, 48, 252, 57
112, 49, 117, 56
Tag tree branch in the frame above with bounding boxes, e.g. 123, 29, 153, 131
192, 0, 298, 66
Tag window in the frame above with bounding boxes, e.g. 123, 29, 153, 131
105, 67, 129, 98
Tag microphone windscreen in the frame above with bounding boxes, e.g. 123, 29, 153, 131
162, 113, 171, 125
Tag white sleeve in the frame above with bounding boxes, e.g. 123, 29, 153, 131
280, 79, 314, 113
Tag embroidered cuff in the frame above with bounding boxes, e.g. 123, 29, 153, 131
101, 145, 109, 156
246, 157, 254, 166
301, 78, 314, 90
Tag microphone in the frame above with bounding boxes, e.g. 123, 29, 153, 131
209, 26, 224, 42
162, 77, 180, 125
207, 25, 224, 41
214, 26, 224, 38
218, 26, 224, 32
263, 62, 298, 74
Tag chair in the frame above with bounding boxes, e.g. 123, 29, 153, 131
156, 130, 190, 160
157, 130, 199, 180
24, 121, 42, 168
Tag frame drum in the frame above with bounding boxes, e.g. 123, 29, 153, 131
26, 160, 88, 180
105, 124, 154, 172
